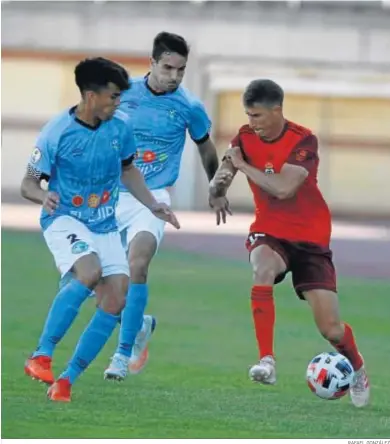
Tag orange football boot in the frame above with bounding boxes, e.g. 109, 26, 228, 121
24, 355, 55, 385
47, 378, 72, 402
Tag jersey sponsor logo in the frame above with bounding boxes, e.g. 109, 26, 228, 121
143, 150, 156, 163
296, 149, 307, 162
264, 162, 274, 174
69, 173, 118, 187
72, 195, 84, 207
88, 194, 100, 208
71, 240, 89, 254
101, 191, 110, 204
135, 149, 169, 177
70, 206, 115, 224
31, 148, 42, 164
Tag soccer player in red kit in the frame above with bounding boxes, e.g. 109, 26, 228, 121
209, 79, 370, 408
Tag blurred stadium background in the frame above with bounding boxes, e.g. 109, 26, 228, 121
1, 1, 390, 439
2, 0, 390, 217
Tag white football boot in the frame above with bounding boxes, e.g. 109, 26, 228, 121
350, 358, 370, 408
128, 315, 157, 374
249, 355, 276, 385
104, 353, 129, 381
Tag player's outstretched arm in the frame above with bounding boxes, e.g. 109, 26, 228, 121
196, 138, 219, 182
121, 163, 180, 229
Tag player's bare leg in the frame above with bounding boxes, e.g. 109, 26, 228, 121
105, 232, 157, 380
304, 289, 370, 407
248, 243, 287, 385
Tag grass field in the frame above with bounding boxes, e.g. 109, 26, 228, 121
2, 230, 390, 439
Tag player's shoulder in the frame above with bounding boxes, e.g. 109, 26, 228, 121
39, 109, 73, 144
286, 120, 314, 140
111, 109, 134, 134
237, 124, 254, 136
172, 85, 205, 112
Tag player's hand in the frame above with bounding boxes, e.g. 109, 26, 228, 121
225, 146, 245, 169
209, 195, 232, 225
43, 191, 59, 215
150, 202, 181, 229
212, 169, 234, 187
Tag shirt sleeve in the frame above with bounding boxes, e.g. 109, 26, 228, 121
27, 130, 56, 179
121, 121, 138, 165
286, 134, 318, 173
188, 100, 212, 144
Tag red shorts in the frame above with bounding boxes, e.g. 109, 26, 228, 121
245, 232, 337, 299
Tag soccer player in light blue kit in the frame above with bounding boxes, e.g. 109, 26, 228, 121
22, 57, 179, 402
102, 32, 230, 380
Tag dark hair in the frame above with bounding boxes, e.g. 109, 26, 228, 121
74, 57, 129, 94
243, 79, 284, 108
152, 32, 190, 61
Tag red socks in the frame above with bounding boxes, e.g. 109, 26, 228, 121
251, 285, 275, 359
330, 323, 363, 371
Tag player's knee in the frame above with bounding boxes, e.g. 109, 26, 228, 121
318, 321, 344, 343
99, 276, 128, 315
73, 253, 102, 289
129, 256, 150, 283
75, 264, 102, 289
252, 262, 278, 285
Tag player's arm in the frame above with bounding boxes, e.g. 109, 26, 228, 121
195, 137, 219, 182
121, 157, 159, 210
121, 160, 179, 229
227, 135, 318, 200
21, 139, 59, 213
189, 100, 219, 181
209, 157, 238, 198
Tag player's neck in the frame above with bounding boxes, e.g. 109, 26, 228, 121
260, 119, 287, 142
75, 103, 101, 128
146, 75, 166, 94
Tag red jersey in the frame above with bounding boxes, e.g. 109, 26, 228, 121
232, 120, 332, 246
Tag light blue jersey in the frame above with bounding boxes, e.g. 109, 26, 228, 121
119, 75, 211, 191
28, 107, 137, 233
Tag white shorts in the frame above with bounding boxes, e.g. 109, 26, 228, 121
116, 189, 171, 252
43, 215, 129, 278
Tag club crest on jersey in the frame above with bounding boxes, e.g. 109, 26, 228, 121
296, 149, 307, 162
264, 162, 274, 174
31, 148, 42, 164
169, 110, 176, 118
111, 139, 119, 150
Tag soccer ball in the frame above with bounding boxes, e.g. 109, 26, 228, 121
306, 352, 354, 400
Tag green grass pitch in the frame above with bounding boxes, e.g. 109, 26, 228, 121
2, 230, 390, 438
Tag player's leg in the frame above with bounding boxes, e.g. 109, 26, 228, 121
246, 234, 289, 384
48, 231, 129, 401
292, 246, 370, 407
25, 216, 101, 384
105, 190, 167, 378
105, 231, 157, 379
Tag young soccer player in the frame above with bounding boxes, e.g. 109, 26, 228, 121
101, 31, 224, 380
22, 57, 179, 402
209, 79, 370, 408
